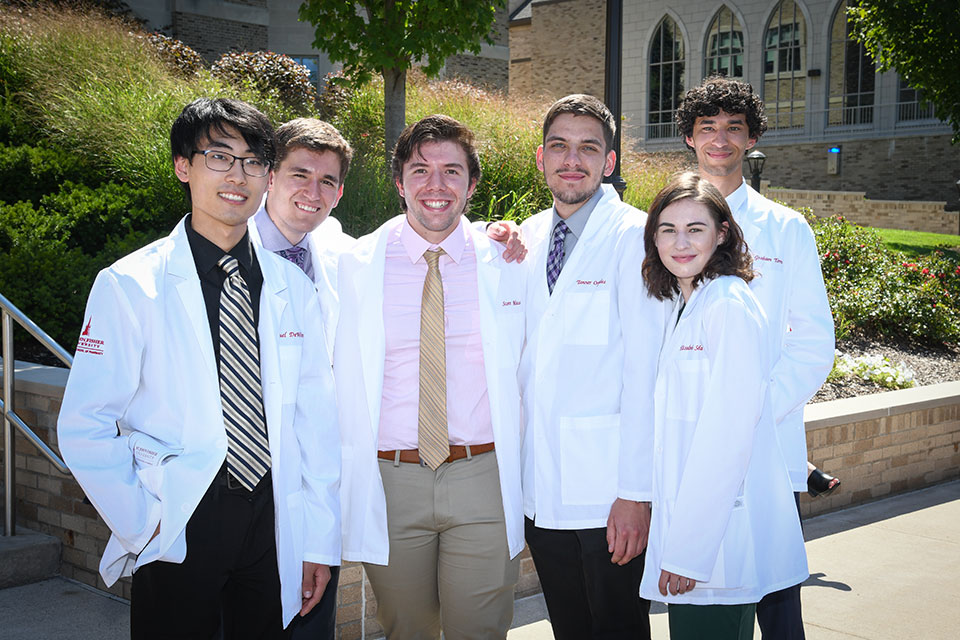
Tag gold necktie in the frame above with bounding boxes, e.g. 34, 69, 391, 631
418, 248, 449, 470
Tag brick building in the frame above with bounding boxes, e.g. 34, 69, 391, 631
508, 0, 960, 208
124, 0, 509, 91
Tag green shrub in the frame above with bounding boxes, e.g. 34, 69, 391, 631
0, 142, 102, 204
810, 214, 960, 343
142, 32, 206, 77
212, 50, 317, 115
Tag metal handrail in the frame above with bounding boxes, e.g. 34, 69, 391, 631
1, 290, 73, 537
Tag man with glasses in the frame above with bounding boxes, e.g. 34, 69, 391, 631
58, 97, 341, 639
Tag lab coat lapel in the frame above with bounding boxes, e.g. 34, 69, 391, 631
548, 185, 618, 300
167, 219, 218, 388
472, 226, 502, 411
254, 244, 287, 442
355, 225, 392, 440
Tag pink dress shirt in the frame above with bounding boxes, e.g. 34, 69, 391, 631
377, 217, 494, 451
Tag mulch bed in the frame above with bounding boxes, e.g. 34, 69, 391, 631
812, 335, 960, 403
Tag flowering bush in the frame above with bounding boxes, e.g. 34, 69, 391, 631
809, 214, 960, 344
828, 351, 916, 390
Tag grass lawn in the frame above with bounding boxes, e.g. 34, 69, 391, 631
874, 228, 960, 261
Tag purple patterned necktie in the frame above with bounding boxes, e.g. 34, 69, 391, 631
546, 220, 569, 294
276, 246, 307, 272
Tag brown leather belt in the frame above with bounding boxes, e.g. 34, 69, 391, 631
377, 442, 495, 465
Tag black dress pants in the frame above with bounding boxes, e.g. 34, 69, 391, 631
286, 565, 340, 640
131, 470, 287, 640
756, 491, 806, 640
525, 517, 651, 640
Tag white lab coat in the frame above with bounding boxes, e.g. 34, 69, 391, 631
639, 276, 808, 605
248, 208, 355, 360
334, 215, 527, 565
727, 182, 835, 490
57, 217, 341, 627
518, 184, 664, 529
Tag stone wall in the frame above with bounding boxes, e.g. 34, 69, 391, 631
760, 135, 960, 208
445, 55, 509, 91
765, 186, 960, 235
802, 382, 960, 518
508, 0, 606, 100
172, 12, 268, 62
0, 363, 540, 640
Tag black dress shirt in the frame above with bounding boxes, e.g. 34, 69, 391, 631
184, 215, 264, 367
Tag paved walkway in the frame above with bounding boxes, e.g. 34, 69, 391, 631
2, 480, 958, 639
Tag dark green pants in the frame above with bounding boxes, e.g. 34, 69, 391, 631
668, 603, 756, 640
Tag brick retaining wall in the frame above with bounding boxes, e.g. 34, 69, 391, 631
3, 364, 958, 637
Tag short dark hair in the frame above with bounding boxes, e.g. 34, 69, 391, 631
276, 118, 353, 185
170, 98, 276, 201
542, 94, 616, 152
391, 114, 481, 212
675, 76, 767, 147
642, 171, 755, 301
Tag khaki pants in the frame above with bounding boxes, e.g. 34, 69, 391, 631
364, 450, 519, 640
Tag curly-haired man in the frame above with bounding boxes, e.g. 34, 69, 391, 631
675, 76, 835, 640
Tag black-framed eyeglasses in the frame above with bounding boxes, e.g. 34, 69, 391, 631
193, 150, 270, 177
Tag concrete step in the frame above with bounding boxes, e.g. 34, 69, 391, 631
0, 527, 60, 588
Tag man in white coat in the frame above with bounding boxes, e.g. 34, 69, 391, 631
57, 98, 341, 639
334, 115, 527, 639
675, 76, 835, 639
249, 118, 354, 364
519, 94, 662, 639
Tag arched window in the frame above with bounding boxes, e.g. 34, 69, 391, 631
648, 16, 685, 140
828, 0, 875, 126
763, 0, 806, 129
704, 6, 744, 79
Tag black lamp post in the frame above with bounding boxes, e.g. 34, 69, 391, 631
746, 150, 766, 192
603, 0, 626, 199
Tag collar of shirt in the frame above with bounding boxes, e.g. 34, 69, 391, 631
399, 216, 467, 265
551, 185, 604, 239
254, 205, 311, 254
725, 179, 749, 220
185, 213, 257, 276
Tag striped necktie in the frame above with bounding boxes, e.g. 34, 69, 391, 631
217, 255, 271, 491
418, 248, 449, 470
546, 220, 569, 294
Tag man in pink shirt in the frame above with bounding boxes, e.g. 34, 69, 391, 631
334, 115, 528, 639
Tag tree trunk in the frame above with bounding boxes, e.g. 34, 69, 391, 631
383, 66, 406, 167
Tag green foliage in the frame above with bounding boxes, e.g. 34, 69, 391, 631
810, 214, 960, 344
0, 142, 102, 204
848, 1, 960, 143
142, 32, 206, 78
211, 50, 317, 115
299, 0, 506, 83
0, 180, 168, 347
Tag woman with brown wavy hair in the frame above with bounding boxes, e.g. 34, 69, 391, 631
638, 173, 809, 640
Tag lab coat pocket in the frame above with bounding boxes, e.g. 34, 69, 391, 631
666, 358, 709, 421
698, 498, 750, 590
562, 291, 610, 346
128, 432, 182, 500
559, 413, 620, 505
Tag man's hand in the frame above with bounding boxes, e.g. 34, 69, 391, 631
658, 569, 696, 596
300, 562, 331, 616
606, 499, 651, 565
487, 220, 527, 263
